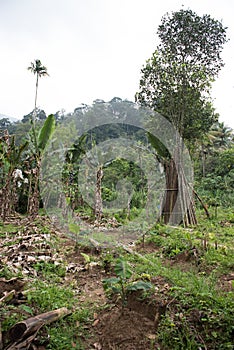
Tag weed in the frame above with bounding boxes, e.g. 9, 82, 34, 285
1, 307, 24, 331
0, 266, 18, 279
27, 281, 76, 312
0, 222, 20, 236
45, 309, 92, 350
33, 261, 66, 280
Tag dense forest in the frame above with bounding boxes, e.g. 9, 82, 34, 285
1, 96, 233, 225
0, 8, 233, 350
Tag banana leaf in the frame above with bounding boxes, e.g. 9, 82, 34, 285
37, 114, 55, 151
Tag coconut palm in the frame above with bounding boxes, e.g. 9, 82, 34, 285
209, 122, 233, 150
28, 59, 49, 113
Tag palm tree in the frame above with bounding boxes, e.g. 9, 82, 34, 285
27, 60, 54, 218
27, 59, 49, 113
209, 122, 233, 150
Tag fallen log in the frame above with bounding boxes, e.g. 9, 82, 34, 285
5, 330, 40, 350
9, 307, 71, 342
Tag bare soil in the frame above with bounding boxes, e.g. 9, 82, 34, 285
1, 215, 233, 349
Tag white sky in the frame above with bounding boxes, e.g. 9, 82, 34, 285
0, 0, 233, 128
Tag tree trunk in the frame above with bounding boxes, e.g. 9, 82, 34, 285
95, 166, 103, 221
27, 162, 40, 218
201, 144, 206, 177
161, 158, 179, 224
179, 166, 197, 226
34, 74, 38, 112
161, 144, 197, 226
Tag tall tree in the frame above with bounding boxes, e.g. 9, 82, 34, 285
28, 59, 49, 113
27, 60, 52, 217
136, 9, 228, 225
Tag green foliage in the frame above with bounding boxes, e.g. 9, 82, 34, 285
33, 261, 66, 280
68, 222, 80, 235
45, 309, 92, 350
37, 114, 55, 151
125, 217, 234, 349
114, 258, 133, 279
0, 266, 18, 279
200, 146, 234, 177
103, 258, 153, 308
195, 146, 234, 207
45, 311, 91, 350
1, 309, 24, 331
28, 282, 75, 312
157, 9, 227, 75
0, 132, 28, 185
46, 325, 85, 349
136, 9, 227, 142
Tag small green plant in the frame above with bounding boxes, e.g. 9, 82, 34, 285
101, 251, 115, 273
33, 261, 66, 279
1, 308, 24, 331
0, 266, 17, 279
102, 258, 153, 309
45, 310, 91, 350
27, 282, 75, 312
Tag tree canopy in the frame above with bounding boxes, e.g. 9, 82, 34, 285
136, 9, 228, 143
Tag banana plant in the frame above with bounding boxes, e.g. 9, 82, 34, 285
27, 114, 55, 217
0, 131, 28, 220
102, 258, 153, 310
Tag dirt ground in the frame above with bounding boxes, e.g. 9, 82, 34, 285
1, 216, 233, 350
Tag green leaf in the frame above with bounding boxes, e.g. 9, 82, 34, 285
19, 304, 34, 315
38, 114, 55, 151
114, 259, 132, 280
111, 286, 121, 294
80, 253, 91, 263
102, 277, 120, 291
127, 281, 153, 292
68, 223, 80, 235
102, 277, 120, 285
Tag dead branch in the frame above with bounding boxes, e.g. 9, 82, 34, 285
0, 290, 15, 305
192, 189, 210, 219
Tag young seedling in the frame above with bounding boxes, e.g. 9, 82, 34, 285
102, 258, 153, 310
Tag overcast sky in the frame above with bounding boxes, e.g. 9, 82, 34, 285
0, 0, 233, 128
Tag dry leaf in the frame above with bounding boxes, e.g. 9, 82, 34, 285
92, 319, 100, 327
146, 333, 156, 340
